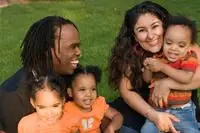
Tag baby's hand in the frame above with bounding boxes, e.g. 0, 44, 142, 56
145, 58, 163, 72
144, 58, 151, 66
104, 125, 115, 133
71, 129, 80, 133
71, 127, 80, 133
143, 58, 152, 70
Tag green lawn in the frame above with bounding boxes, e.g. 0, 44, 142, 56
0, 0, 200, 101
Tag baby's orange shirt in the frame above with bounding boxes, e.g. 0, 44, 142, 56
64, 96, 109, 133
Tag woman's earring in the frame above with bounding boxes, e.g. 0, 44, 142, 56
133, 43, 144, 56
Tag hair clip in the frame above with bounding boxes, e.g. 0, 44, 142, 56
32, 69, 39, 82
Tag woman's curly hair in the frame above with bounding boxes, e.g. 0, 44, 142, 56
108, 1, 170, 92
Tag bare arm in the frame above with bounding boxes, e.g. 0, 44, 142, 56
150, 66, 200, 107
103, 107, 123, 133
160, 63, 194, 83
160, 66, 200, 91
146, 58, 194, 83
150, 45, 200, 108
120, 76, 155, 117
167, 45, 200, 89
169, 44, 200, 89
143, 68, 153, 83
151, 45, 200, 92
143, 58, 153, 83
119, 75, 179, 133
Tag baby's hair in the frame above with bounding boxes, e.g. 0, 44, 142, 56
70, 65, 102, 86
30, 72, 66, 101
167, 15, 197, 44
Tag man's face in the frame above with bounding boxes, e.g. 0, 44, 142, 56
52, 24, 81, 75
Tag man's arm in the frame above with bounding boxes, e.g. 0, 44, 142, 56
0, 90, 5, 133
0, 91, 28, 133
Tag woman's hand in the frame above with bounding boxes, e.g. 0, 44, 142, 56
148, 110, 180, 133
149, 78, 171, 108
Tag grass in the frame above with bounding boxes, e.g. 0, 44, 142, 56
0, 0, 200, 101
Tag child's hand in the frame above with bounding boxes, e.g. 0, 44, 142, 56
104, 125, 115, 133
71, 129, 80, 133
144, 58, 163, 72
71, 127, 80, 133
143, 58, 151, 70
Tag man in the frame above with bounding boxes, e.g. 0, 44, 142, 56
0, 0, 9, 8
0, 16, 81, 133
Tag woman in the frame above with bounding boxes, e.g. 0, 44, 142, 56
108, 1, 200, 133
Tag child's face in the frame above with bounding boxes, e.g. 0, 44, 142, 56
163, 25, 191, 62
68, 74, 97, 112
31, 88, 65, 125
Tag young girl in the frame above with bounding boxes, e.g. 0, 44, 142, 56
142, 16, 199, 133
65, 65, 123, 133
18, 72, 78, 133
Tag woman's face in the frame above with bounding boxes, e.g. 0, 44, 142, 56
134, 13, 164, 53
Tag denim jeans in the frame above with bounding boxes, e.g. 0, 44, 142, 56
141, 101, 200, 133
198, 122, 200, 130
119, 126, 139, 133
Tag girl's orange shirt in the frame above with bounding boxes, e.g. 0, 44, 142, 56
18, 112, 75, 133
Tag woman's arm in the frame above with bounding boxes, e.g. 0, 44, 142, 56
150, 66, 200, 107
142, 68, 152, 83
120, 76, 155, 117
143, 68, 153, 83
151, 46, 200, 107
143, 58, 153, 83
119, 75, 179, 133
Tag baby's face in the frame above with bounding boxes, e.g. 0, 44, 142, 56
163, 25, 191, 62
70, 74, 97, 112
